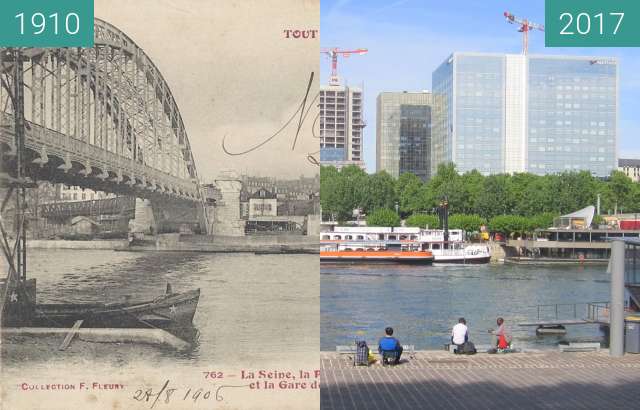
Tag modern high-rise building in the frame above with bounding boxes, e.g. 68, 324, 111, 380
431, 52, 618, 177
319, 84, 365, 169
376, 91, 432, 180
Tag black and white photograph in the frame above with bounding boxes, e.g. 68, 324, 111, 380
0, 1, 319, 409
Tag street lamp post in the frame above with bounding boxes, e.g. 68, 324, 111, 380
439, 196, 449, 248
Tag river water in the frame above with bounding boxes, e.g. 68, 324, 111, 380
2, 249, 319, 369
321, 263, 611, 351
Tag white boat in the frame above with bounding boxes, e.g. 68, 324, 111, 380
321, 226, 491, 264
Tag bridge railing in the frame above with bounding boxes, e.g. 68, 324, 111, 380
1, 113, 199, 198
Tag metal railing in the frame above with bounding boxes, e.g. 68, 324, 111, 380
533, 301, 610, 322
587, 302, 611, 323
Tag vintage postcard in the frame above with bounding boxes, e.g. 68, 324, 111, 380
0, 1, 319, 409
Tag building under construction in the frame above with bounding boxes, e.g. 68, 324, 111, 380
319, 84, 365, 169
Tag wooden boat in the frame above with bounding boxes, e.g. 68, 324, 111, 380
1, 279, 200, 332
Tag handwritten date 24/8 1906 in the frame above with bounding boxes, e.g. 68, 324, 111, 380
132, 379, 248, 409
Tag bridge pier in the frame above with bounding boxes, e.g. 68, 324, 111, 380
211, 173, 245, 236
131, 199, 156, 234
148, 197, 205, 235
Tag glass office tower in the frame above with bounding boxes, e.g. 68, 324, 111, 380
376, 92, 432, 180
431, 52, 618, 177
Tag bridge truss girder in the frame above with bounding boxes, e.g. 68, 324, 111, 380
0, 19, 203, 205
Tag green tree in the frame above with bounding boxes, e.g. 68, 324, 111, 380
474, 174, 513, 219
592, 214, 605, 227
396, 172, 425, 216
422, 163, 467, 213
460, 170, 484, 214
363, 171, 397, 212
448, 214, 486, 233
529, 212, 558, 230
320, 165, 368, 221
548, 171, 599, 214
320, 166, 341, 220
367, 208, 401, 227
488, 215, 531, 238
512, 174, 555, 216
405, 213, 440, 228
606, 171, 635, 213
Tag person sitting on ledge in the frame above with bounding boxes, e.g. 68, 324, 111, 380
489, 317, 512, 350
378, 327, 403, 364
451, 317, 468, 353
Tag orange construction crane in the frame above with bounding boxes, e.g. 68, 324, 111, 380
321, 47, 368, 85
503, 11, 544, 55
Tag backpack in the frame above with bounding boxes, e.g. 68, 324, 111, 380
355, 340, 369, 366
461, 341, 477, 355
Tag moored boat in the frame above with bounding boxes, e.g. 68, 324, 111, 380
320, 242, 434, 264
321, 226, 491, 264
1, 279, 200, 334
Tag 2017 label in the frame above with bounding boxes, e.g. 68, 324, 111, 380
546, 0, 640, 47
559, 12, 624, 36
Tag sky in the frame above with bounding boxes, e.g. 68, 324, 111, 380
320, 0, 640, 173
96, 0, 319, 181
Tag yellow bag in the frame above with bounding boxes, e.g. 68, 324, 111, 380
368, 350, 376, 364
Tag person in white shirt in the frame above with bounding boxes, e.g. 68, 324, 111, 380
451, 317, 469, 352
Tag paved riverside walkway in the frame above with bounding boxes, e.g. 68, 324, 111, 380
321, 350, 640, 409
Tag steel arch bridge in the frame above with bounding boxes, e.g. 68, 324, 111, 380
0, 19, 206, 231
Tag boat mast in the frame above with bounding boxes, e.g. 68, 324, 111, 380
13, 47, 26, 281
0, 47, 28, 320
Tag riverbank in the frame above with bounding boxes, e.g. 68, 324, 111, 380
27, 239, 129, 250
321, 350, 640, 409
144, 233, 318, 253
25, 234, 318, 253
505, 256, 609, 265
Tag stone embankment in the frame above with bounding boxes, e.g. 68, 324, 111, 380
26, 234, 318, 254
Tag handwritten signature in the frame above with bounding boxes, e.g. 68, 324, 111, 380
132, 379, 249, 409
221, 71, 320, 166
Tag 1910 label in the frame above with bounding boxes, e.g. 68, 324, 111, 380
0, 0, 93, 47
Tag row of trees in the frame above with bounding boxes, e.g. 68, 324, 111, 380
321, 163, 640, 234
366, 208, 558, 236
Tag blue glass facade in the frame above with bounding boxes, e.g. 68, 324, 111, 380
455, 55, 505, 174
527, 57, 617, 176
320, 147, 346, 162
431, 57, 454, 175
431, 53, 618, 177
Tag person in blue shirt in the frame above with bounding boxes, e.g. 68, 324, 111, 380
378, 327, 403, 364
